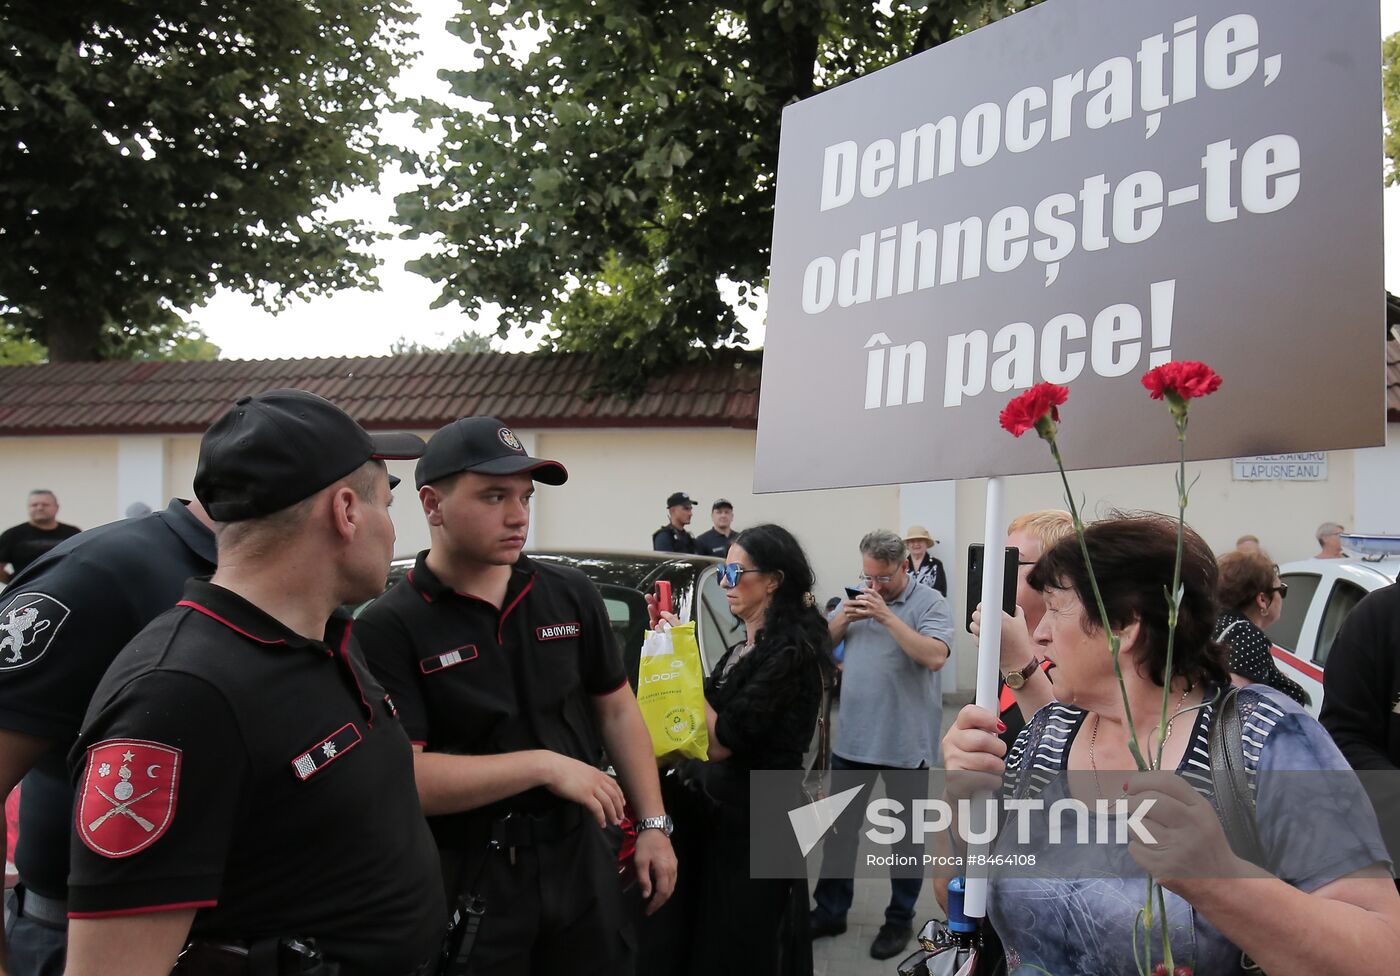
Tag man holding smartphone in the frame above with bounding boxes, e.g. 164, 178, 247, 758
810, 529, 953, 961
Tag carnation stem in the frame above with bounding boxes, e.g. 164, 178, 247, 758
1048, 436, 1147, 772
1156, 414, 1189, 768
1158, 883, 1176, 970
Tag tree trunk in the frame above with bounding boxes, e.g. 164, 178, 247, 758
42, 310, 105, 361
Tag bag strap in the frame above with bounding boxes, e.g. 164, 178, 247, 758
1207, 685, 1265, 866
816, 676, 833, 775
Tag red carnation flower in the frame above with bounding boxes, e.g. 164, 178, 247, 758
999, 383, 1069, 438
1141, 361, 1222, 401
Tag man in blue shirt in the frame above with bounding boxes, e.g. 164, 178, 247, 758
810, 529, 954, 961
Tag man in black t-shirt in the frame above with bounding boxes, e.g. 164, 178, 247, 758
64, 390, 443, 976
0, 491, 80, 582
357, 416, 676, 974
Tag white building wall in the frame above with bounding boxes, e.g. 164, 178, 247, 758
1353, 423, 1400, 533
116, 436, 165, 519
534, 428, 902, 604
898, 479, 959, 687
0, 436, 121, 536
6, 427, 1373, 674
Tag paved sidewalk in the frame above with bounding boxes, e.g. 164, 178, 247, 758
810, 875, 944, 976
809, 691, 971, 976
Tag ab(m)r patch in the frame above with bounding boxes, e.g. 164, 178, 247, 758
0, 592, 70, 671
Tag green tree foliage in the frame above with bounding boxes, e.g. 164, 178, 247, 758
389, 328, 495, 354
1385, 31, 1400, 186
0, 1, 417, 361
398, 0, 1035, 393
0, 320, 221, 365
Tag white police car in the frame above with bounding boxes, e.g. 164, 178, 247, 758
1264, 534, 1399, 716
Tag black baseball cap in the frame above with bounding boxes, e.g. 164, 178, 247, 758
415, 417, 568, 489
667, 492, 696, 508
195, 389, 424, 522
712, 498, 733, 510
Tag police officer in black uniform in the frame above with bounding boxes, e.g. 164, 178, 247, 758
0, 499, 217, 974
693, 499, 736, 558
651, 492, 697, 553
355, 416, 677, 976
64, 390, 445, 976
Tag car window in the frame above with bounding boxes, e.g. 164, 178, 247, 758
697, 569, 745, 674
1265, 572, 1320, 652
1313, 579, 1367, 667
596, 585, 649, 689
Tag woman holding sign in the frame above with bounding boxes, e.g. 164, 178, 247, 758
642, 523, 832, 975
941, 515, 1400, 975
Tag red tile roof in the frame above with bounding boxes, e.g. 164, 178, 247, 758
0, 350, 762, 436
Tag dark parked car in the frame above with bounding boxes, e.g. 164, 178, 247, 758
363, 549, 744, 685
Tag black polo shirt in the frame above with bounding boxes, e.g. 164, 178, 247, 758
355, 552, 626, 830
0, 499, 216, 899
694, 528, 734, 559
67, 580, 444, 976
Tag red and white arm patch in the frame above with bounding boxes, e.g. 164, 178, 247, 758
76, 739, 181, 859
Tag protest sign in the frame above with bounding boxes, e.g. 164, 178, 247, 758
755, 0, 1383, 491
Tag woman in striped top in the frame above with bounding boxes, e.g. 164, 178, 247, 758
942, 514, 1399, 975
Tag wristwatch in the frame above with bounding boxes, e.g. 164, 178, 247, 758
1002, 657, 1040, 690
636, 814, 674, 837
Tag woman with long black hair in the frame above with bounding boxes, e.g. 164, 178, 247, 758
641, 523, 832, 974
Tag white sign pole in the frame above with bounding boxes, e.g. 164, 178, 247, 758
962, 475, 1006, 919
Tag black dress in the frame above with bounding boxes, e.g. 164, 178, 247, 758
1213, 609, 1311, 707
639, 637, 824, 975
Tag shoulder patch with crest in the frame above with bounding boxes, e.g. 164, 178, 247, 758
77, 739, 181, 858
0, 592, 70, 671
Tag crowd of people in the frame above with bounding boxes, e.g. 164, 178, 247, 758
0, 391, 1396, 976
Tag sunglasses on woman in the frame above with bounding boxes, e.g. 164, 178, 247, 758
720, 562, 766, 587
1269, 581, 1289, 598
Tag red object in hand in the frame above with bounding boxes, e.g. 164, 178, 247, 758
647, 581, 673, 629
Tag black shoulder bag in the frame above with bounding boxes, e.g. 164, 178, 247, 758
1207, 685, 1267, 974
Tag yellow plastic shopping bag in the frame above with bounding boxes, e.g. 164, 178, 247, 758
636, 621, 709, 761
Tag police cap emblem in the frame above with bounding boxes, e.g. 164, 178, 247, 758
498, 427, 523, 452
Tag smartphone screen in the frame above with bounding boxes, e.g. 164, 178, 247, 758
844, 586, 864, 600
966, 544, 1020, 632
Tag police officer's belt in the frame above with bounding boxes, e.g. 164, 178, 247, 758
174, 938, 437, 976
483, 803, 585, 848
14, 886, 67, 929
173, 937, 336, 976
